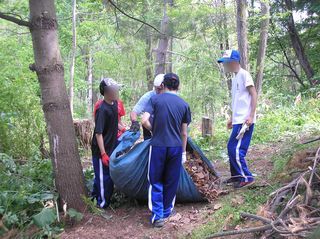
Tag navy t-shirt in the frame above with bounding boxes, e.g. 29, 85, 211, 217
91, 100, 118, 156
145, 92, 191, 147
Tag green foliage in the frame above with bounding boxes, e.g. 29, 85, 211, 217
67, 208, 83, 222
0, 153, 56, 236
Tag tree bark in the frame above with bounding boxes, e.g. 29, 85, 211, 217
69, 0, 77, 115
145, 28, 154, 90
166, 0, 174, 73
86, 48, 93, 116
29, 0, 87, 211
236, 0, 249, 70
255, 0, 270, 94
284, 0, 315, 84
154, 0, 170, 76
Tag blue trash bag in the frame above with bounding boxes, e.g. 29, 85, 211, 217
110, 131, 206, 203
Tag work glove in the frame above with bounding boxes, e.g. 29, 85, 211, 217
182, 151, 187, 164
236, 123, 249, 140
129, 121, 140, 132
101, 152, 110, 167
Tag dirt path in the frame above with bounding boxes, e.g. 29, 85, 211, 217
61, 143, 277, 239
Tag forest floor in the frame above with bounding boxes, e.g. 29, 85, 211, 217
60, 138, 312, 239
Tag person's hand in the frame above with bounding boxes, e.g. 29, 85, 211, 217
182, 151, 187, 164
227, 119, 233, 129
245, 116, 253, 126
101, 152, 110, 167
129, 121, 140, 132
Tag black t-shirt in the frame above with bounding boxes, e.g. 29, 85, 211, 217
91, 100, 118, 156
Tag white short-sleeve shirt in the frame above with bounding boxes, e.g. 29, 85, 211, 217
231, 68, 256, 125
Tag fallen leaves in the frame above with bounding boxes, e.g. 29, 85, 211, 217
184, 151, 227, 203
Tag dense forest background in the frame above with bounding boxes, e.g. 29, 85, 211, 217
0, 0, 320, 237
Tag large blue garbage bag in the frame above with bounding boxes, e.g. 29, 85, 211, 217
110, 131, 207, 202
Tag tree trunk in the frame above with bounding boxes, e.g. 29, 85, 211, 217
86, 48, 93, 116
255, 0, 270, 94
69, 0, 77, 115
166, 0, 174, 73
145, 28, 154, 90
236, 0, 249, 70
166, 38, 173, 73
284, 0, 315, 84
29, 0, 87, 211
154, 0, 170, 76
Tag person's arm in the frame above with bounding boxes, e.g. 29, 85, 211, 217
141, 112, 152, 131
96, 133, 106, 155
130, 111, 138, 122
246, 86, 257, 125
181, 123, 188, 152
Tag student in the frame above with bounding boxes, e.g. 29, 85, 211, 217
217, 50, 258, 189
130, 74, 165, 139
93, 98, 126, 139
91, 78, 121, 208
142, 73, 191, 227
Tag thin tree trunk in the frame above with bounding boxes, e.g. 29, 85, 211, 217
154, 0, 170, 76
284, 0, 315, 84
166, 0, 174, 73
86, 48, 93, 116
255, 0, 270, 94
69, 0, 77, 115
29, 0, 86, 211
145, 29, 154, 90
236, 0, 249, 70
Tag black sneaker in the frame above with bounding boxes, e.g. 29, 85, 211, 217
223, 177, 238, 185
153, 219, 165, 228
234, 180, 255, 189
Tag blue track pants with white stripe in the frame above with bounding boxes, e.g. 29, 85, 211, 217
92, 156, 114, 208
148, 146, 182, 223
227, 124, 254, 183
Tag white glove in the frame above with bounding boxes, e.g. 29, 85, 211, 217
236, 123, 249, 140
182, 152, 187, 164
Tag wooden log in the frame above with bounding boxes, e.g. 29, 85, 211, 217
202, 116, 212, 137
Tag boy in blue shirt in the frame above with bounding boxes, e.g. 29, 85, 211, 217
142, 73, 191, 227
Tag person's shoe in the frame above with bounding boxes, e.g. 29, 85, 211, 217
234, 180, 255, 189
153, 219, 165, 228
164, 209, 177, 220
223, 177, 237, 185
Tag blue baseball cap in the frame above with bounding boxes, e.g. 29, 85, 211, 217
217, 50, 241, 63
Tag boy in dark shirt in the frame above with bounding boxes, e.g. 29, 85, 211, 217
91, 78, 120, 208
142, 73, 191, 227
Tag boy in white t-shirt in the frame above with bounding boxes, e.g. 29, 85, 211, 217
218, 50, 258, 189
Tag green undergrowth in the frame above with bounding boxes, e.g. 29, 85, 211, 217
192, 99, 320, 162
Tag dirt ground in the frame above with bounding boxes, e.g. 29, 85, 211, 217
61, 143, 277, 239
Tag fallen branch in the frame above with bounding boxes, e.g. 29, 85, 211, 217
206, 225, 272, 238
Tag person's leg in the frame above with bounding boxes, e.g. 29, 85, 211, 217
143, 126, 152, 140
148, 146, 166, 223
227, 124, 246, 182
92, 155, 114, 208
92, 156, 102, 206
163, 146, 182, 218
237, 124, 254, 182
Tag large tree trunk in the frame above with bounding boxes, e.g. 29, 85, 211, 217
255, 0, 270, 94
69, 0, 77, 115
165, 0, 174, 73
236, 0, 249, 70
284, 0, 315, 84
154, 0, 170, 76
29, 0, 87, 211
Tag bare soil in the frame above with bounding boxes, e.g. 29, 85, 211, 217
61, 142, 277, 239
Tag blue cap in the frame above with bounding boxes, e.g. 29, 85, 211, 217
217, 50, 241, 63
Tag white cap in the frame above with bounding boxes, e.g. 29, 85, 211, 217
153, 74, 165, 87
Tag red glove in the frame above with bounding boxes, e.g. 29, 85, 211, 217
120, 127, 126, 133
101, 153, 110, 167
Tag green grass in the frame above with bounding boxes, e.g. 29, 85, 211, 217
191, 99, 320, 162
